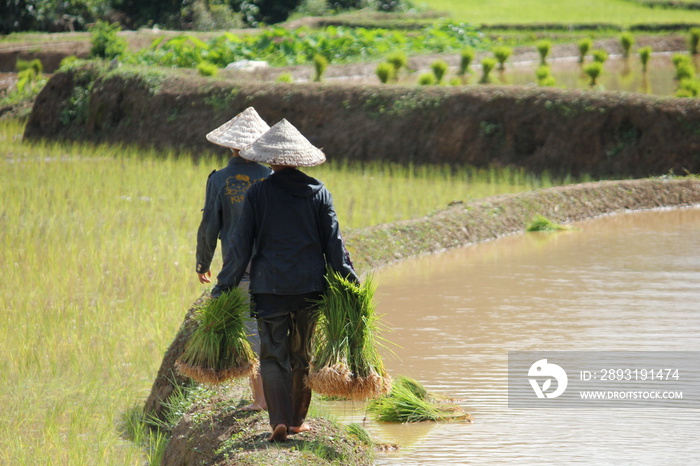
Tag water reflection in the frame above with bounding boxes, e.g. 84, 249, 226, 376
321, 207, 700, 464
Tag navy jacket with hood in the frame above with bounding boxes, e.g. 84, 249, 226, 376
212, 167, 358, 298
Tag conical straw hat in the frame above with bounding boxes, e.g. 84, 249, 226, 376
240, 119, 326, 167
206, 107, 270, 149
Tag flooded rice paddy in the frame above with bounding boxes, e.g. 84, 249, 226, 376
499, 52, 694, 96
322, 207, 700, 464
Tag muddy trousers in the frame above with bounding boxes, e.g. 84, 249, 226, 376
255, 294, 318, 428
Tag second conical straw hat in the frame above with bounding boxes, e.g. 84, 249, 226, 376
205, 107, 270, 149
240, 119, 326, 167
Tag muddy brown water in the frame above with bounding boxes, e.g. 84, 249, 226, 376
320, 207, 700, 464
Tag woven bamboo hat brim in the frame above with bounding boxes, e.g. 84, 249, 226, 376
240, 119, 326, 167
205, 107, 270, 149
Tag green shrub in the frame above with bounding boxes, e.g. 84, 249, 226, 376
536, 40, 551, 66
459, 47, 475, 76
313, 54, 329, 82
376, 62, 394, 84
449, 77, 462, 86
578, 38, 592, 64
89, 21, 127, 60
493, 45, 512, 70
639, 46, 652, 72
276, 72, 294, 83
690, 28, 700, 55
480, 57, 496, 84
620, 32, 634, 59
59, 55, 80, 70
592, 49, 608, 63
584, 61, 603, 86
418, 73, 436, 85
431, 60, 448, 84
196, 61, 219, 77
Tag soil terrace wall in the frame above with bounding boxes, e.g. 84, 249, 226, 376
24, 67, 700, 177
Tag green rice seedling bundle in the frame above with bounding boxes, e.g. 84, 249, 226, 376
526, 214, 573, 232
308, 271, 391, 400
175, 288, 257, 384
367, 376, 470, 423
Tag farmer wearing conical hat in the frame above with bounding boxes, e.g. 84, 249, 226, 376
211, 119, 358, 442
197, 106, 271, 411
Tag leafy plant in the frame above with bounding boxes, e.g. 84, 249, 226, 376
578, 37, 592, 64
584, 61, 603, 86
639, 46, 652, 72
536, 40, 551, 66
620, 32, 634, 59
276, 72, 294, 83
493, 45, 512, 70
480, 57, 496, 84
89, 20, 127, 60
134, 22, 483, 69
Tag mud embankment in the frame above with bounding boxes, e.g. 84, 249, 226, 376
344, 178, 700, 273
25, 65, 700, 178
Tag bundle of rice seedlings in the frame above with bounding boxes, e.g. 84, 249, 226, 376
175, 288, 257, 384
367, 376, 471, 423
526, 214, 573, 232
307, 270, 392, 400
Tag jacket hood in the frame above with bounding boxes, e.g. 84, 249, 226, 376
268, 168, 324, 198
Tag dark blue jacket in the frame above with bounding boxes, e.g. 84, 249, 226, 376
212, 168, 357, 297
196, 157, 271, 274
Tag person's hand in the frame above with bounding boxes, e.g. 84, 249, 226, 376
198, 270, 212, 284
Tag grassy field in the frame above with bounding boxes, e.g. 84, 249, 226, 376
0, 119, 584, 464
421, 0, 700, 25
